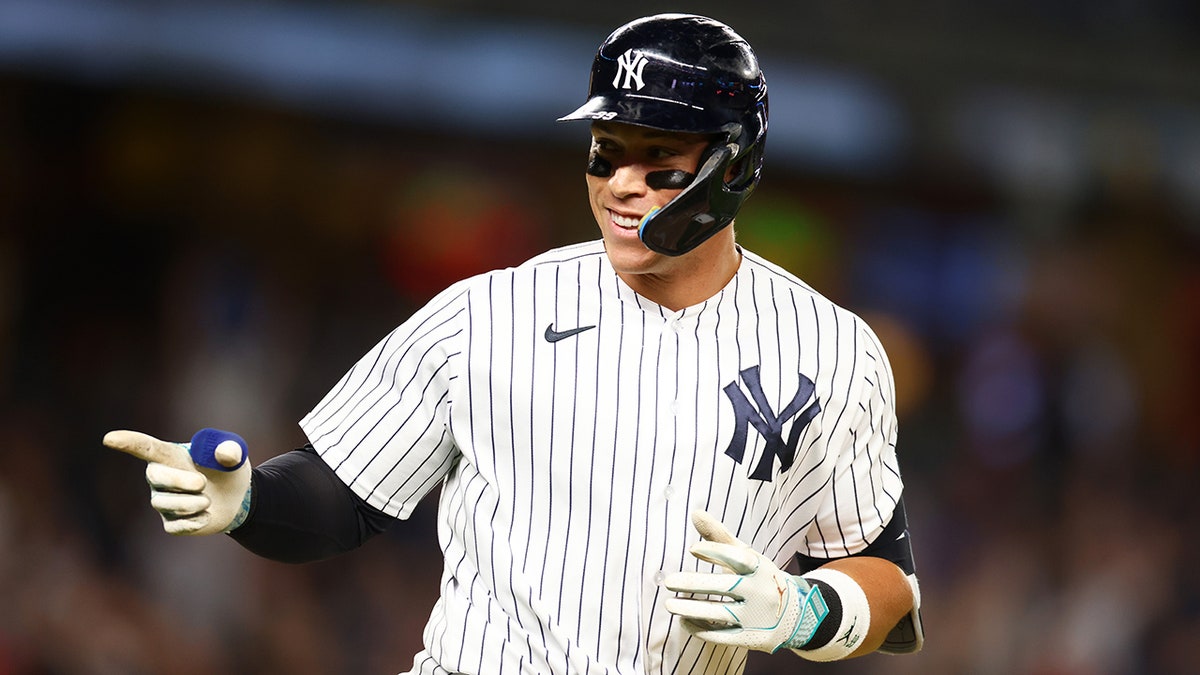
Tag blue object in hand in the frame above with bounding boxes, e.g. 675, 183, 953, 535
189, 428, 248, 471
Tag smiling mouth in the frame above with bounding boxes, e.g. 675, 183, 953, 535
610, 211, 641, 230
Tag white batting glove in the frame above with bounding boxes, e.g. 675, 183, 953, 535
104, 428, 252, 536
663, 510, 829, 653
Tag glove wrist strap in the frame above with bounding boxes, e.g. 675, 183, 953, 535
793, 568, 871, 662
778, 576, 830, 650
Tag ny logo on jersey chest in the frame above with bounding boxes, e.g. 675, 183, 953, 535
722, 366, 822, 481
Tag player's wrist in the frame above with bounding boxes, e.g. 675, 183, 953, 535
223, 481, 254, 533
791, 568, 871, 661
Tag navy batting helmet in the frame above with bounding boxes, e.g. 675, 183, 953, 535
558, 13, 769, 255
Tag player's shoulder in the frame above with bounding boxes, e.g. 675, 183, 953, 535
441, 241, 605, 292
738, 247, 842, 311
514, 240, 608, 270
739, 248, 896, 395
473, 240, 608, 284
426, 241, 607, 308
738, 247, 881, 339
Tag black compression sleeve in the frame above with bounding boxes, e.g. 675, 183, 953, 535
227, 445, 394, 563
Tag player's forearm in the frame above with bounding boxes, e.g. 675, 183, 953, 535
228, 446, 394, 563
818, 555, 913, 657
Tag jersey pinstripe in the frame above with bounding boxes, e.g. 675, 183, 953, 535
299, 239, 904, 675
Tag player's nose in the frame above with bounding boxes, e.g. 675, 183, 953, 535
606, 163, 649, 199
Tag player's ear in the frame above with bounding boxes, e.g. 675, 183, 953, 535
723, 151, 757, 186
724, 158, 743, 183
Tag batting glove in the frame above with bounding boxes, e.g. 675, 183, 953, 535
663, 510, 829, 653
104, 428, 252, 536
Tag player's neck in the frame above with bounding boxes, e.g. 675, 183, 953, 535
619, 233, 742, 311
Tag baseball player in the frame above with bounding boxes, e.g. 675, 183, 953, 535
105, 13, 923, 674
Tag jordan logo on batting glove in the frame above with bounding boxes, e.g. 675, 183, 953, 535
664, 510, 829, 653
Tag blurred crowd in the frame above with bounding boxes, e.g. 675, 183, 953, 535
1, 67, 1197, 675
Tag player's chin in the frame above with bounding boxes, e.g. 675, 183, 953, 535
603, 232, 661, 272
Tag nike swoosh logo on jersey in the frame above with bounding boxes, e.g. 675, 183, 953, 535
544, 323, 596, 343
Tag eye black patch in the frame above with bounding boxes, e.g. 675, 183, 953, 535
586, 154, 613, 177
646, 170, 695, 190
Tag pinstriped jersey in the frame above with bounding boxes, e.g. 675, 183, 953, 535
300, 239, 904, 675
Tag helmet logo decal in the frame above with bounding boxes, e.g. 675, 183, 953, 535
613, 49, 648, 91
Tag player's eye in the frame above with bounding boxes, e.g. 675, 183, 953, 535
647, 146, 681, 161
591, 137, 619, 153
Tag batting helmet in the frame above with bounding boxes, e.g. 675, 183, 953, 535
558, 13, 769, 256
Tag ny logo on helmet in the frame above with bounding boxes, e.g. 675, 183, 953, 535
722, 366, 822, 481
613, 49, 648, 90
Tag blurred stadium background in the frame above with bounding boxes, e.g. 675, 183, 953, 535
1, 1, 1198, 673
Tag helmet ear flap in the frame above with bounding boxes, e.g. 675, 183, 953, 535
639, 140, 742, 256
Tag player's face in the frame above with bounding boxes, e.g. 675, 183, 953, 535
586, 122, 713, 276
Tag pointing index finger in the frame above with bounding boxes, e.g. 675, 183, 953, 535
103, 430, 193, 471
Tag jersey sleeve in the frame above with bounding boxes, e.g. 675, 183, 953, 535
797, 316, 925, 654
802, 315, 904, 559
299, 281, 471, 519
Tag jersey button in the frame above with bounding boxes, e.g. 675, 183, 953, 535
664, 485, 675, 500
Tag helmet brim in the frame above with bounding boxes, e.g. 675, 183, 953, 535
557, 94, 733, 136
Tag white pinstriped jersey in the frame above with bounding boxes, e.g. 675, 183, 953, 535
300, 239, 904, 675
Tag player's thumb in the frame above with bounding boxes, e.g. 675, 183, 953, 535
103, 430, 194, 471
691, 510, 742, 546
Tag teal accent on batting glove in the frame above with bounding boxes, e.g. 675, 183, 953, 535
779, 578, 829, 650
223, 481, 253, 533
